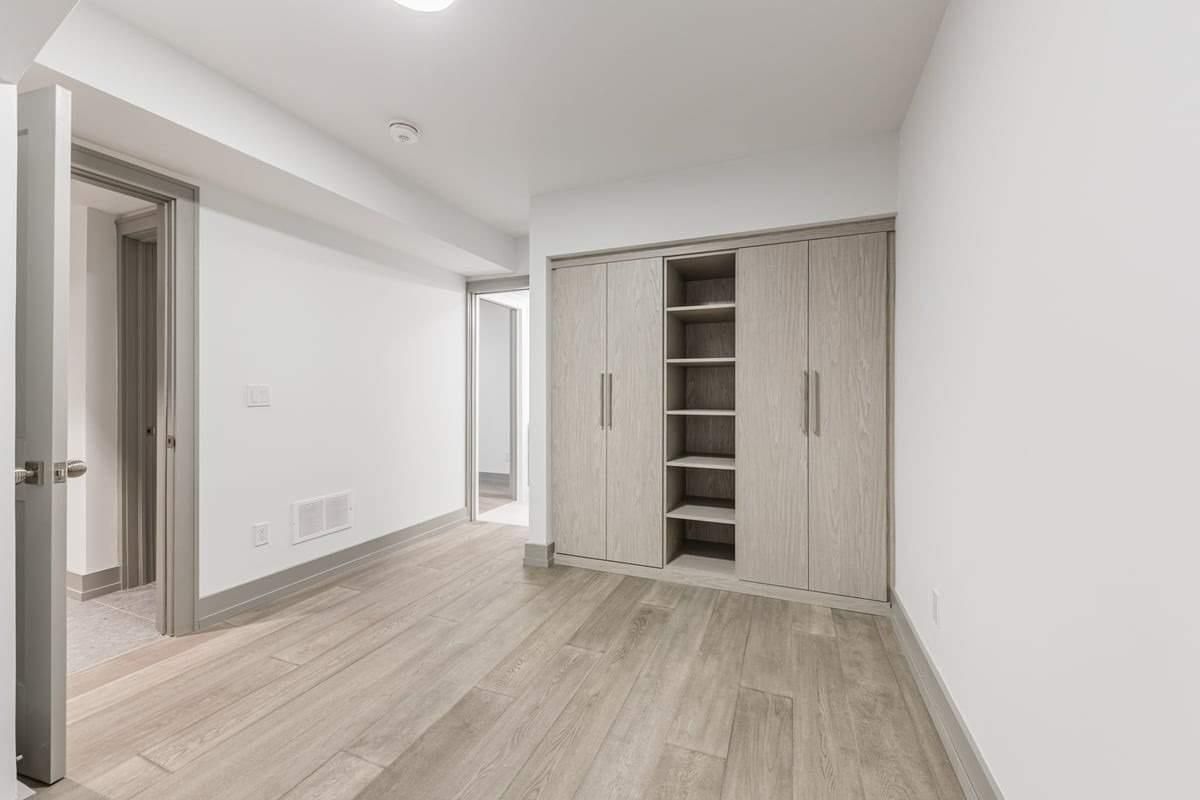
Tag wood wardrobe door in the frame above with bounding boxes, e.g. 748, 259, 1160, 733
736, 242, 811, 589
551, 263, 608, 559
808, 233, 888, 601
605, 257, 664, 567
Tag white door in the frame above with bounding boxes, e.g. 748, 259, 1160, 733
15, 85, 72, 785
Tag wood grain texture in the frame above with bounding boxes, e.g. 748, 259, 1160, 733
736, 242, 811, 589
683, 321, 735, 359
78, 755, 166, 800
722, 688, 793, 800
574, 587, 719, 800
568, 576, 653, 652
667, 591, 753, 757
551, 263, 607, 559
833, 609, 944, 800
47, 521, 962, 800
792, 632, 864, 800
454, 645, 599, 800
808, 234, 889, 601
345, 571, 596, 768
500, 603, 670, 800
741, 597, 798, 697
647, 745, 726, 800
282, 752, 381, 800
605, 257, 664, 567
477, 572, 621, 697
684, 365, 735, 417
355, 687, 513, 800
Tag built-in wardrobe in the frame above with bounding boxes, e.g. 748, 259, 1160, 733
550, 219, 891, 607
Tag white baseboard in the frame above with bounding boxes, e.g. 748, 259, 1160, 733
891, 592, 1004, 800
195, 508, 467, 627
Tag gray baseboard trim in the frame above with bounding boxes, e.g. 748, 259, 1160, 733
66, 567, 122, 602
891, 592, 1004, 800
196, 507, 468, 628
523, 541, 554, 568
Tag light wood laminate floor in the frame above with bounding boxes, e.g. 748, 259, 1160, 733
38, 520, 963, 800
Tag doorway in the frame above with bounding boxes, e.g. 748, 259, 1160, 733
63, 180, 165, 675
468, 280, 529, 526
13, 84, 200, 786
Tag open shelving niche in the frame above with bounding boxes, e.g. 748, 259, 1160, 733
663, 251, 737, 568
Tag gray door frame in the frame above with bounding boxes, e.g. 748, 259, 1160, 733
465, 274, 529, 520
115, 209, 159, 593
71, 144, 199, 637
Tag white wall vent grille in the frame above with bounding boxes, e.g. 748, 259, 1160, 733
291, 491, 354, 544
324, 492, 353, 533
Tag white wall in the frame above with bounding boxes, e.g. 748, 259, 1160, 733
527, 134, 899, 545
895, 2, 1200, 798
65, 205, 120, 577
1, 80, 20, 800
84, 208, 119, 575
478, 299, 512, 476
197, 186, 467, 597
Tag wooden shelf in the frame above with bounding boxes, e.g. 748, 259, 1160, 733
674, 539, 735, 562
666, 500, 735, 526
666, 455, 735, 471
666, 409, 735, 417
666, 303, 736, 323
666, 357, 735, 366
666, 251, 736, 281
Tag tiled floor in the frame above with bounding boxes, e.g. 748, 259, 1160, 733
479, 498, 528, 526
66, 583, 162, 674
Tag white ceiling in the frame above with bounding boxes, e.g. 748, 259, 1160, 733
88, 0, 946, 235
72, 179, 156, 216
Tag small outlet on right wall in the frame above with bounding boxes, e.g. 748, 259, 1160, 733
252, 522, 270, 548
931, 588, 942, 627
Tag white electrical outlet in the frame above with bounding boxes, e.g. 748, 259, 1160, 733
931, 588, 942, 626
252, 522, 270, 548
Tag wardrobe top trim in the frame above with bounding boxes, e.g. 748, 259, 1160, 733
549, 215, 895, 270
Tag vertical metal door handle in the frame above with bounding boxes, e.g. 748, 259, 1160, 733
600, 372, 606, 429
802, 371, 810, 435
607, 372, 614, 429
812, 371, 821, 436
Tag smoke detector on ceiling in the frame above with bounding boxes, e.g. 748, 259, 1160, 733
388, 121, 421, 145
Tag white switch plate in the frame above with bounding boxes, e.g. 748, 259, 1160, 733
246, 384, 271, 407
931, 588, 942, 626
252, 522, 270, 548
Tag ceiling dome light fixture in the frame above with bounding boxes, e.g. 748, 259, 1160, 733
393, 0, 456, 11
388, 121, 421, 145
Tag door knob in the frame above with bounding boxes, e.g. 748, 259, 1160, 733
51, 460, 88, 483
14, 462, 42, 485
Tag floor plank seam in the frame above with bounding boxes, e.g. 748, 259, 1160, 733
54, 523, 962, 800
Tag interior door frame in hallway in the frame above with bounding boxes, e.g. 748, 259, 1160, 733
465, 274, 529, 521
71, 144, 199, 637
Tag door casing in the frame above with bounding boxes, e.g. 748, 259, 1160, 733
465, 275, 529, 520
71, 144, 199, 637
